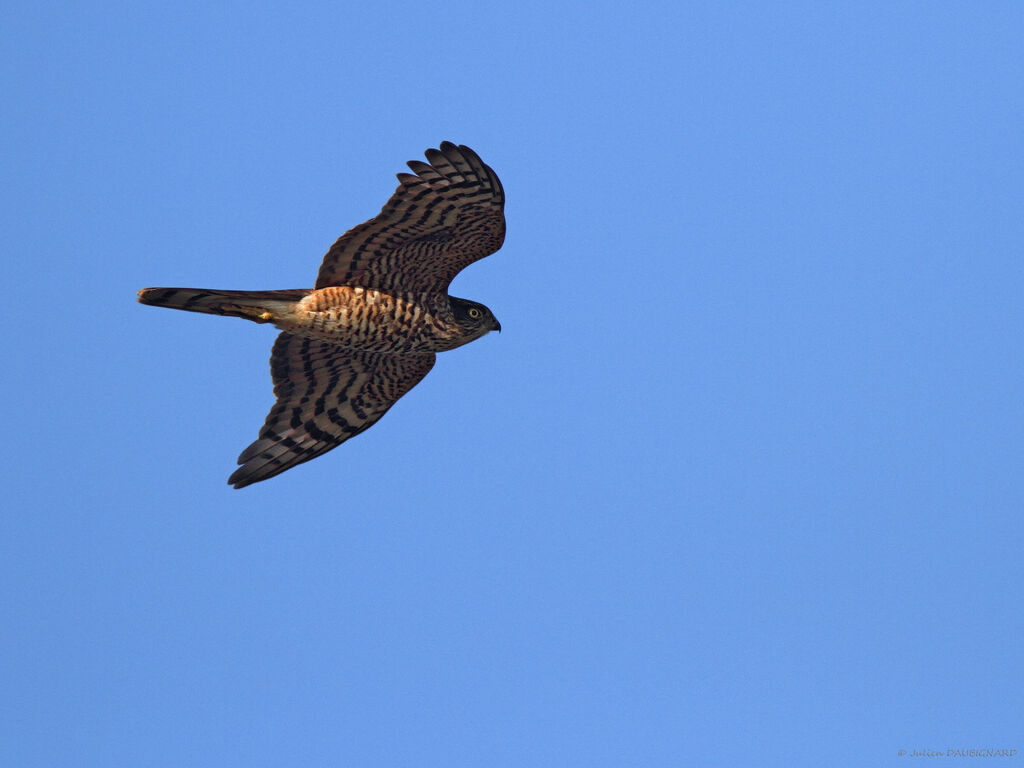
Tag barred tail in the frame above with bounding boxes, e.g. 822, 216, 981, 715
137, 287, 311, 323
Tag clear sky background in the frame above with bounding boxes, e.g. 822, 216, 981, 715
2, 2, 1021, 766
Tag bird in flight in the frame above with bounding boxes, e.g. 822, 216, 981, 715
138, 142, 505, 488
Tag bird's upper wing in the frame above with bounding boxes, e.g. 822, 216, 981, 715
229, 332, 435, 488
314, 142, 505, 293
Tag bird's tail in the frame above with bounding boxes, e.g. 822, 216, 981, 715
137, 287, 311, 324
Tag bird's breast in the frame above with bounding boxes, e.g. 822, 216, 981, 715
276, 286, 456, 352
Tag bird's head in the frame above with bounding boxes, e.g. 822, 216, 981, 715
450, 297, 501, 341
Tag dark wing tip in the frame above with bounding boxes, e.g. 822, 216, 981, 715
228, 454, 268, 488
227, 457, 289, 489
228, 466, 255, 489
228, 434, 326, 489
426, 142, 504, 205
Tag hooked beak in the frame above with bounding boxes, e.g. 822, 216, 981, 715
493, 318, 501, 333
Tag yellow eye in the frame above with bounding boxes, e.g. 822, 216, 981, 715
468, 308, 482, 319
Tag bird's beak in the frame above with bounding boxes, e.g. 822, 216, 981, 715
493, 319, 502, 333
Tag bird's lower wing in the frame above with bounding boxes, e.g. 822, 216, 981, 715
229, 332, 435, 488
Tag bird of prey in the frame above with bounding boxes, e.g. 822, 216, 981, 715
138, 142, 504, 488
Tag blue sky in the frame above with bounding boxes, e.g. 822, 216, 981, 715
2, 1, 1021, 765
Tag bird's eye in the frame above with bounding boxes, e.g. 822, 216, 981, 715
468, 308, 482, 319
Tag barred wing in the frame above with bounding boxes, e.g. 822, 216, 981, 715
229, 332, 435, 488
314, 142, 505, 293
